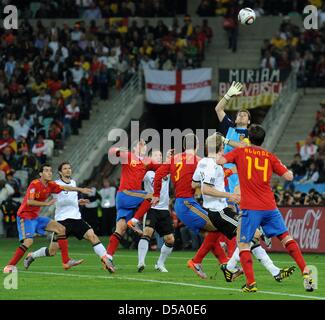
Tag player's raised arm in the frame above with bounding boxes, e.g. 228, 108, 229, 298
215, 81, 243, 122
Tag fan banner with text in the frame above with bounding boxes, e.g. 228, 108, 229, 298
218, 68, 290, 110
266, 207, 325, 253
144, 68, 212, 104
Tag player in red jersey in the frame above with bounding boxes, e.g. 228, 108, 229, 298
3, 164, 91, 273
105, 139, 160, 272
218, 124, 315, 292
152, 134, 232, 278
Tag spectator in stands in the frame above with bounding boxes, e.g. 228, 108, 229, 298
11, 118, 30, 140
261, 51, 277, 69
32, 134, 47, 165
289, 153, 306, 179
64, 98, 80, 137
81, 185, 100, 234
223, 5, 239, 53
99, 179, 116, 236
0, 130, 17, 154
297, 162, 320, 184
2, 147, 16, 169
196, 0, 215, 17
299, 136, 318, 163
83, 2, 102, 20
0, 154, 11, 177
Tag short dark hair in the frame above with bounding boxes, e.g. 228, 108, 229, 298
58, 161, 71, 172
236, 109, 251, 120
182, 133, 199, 151
248, 124, 265, 146
39, 163, 52, 173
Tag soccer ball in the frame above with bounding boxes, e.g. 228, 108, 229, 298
238, 8, 256, 25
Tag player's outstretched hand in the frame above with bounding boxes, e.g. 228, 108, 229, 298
229, 193, 240, 204
78, 199, 90, 206
151, 196, 160, 206
226, 81, 243, 98
80, 188, 92, 194
47, 199, 57, 206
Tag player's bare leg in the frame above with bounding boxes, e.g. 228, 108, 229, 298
155, 233, 174, 272
106, 219, 128, 273
83, 229, 112, 272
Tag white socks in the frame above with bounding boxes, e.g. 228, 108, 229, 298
93, 242, 107, 258
227, 244, 280, 276
227, 247, 240, 272
156, 243, 173, 268
138, 237, 150, 266
31, 247, 49, 259
251, 245, 280, 276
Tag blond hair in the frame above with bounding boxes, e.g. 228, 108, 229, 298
205, 133, 223, 154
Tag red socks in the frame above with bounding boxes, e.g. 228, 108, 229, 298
239, 250, 255, 285
8, 244, 28, 266
278, 232, 307, 273
133, 199, 151, 221
284, 239, 307, 273
224, 237, 236, 258
57, 236, 70, 264
107, 232, 122, 256
192, 232, 227, 264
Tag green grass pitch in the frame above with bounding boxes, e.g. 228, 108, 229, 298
0, 237, 324, 300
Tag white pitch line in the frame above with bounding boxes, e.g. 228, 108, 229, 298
21, 270, 325, 300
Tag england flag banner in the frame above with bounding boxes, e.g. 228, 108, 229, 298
144, 68, 212, 104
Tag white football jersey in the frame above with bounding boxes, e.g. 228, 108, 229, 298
193, 157, 228, 211
53, 179, 81, 221
143, 171, 170, 211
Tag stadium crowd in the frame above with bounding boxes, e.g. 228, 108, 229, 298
272, 100, 325, 205
260, 15, 325, 87
17, 0, 181, 19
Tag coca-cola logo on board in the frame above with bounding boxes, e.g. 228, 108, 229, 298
284, 209, 322, 249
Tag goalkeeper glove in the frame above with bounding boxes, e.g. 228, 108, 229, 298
221, 136, 230, 145
224, 81, 243, 101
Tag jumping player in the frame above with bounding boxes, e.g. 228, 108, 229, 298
191, 133, 295, 283
152, 134, 230, 278
218, 124, 315, 292
137, 150, 174, 273
23, 162, 112, 271
3, 164, 91, 273
105, 139, 160, 273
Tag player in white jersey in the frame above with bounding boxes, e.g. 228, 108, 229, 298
23, 162, 113, 271
192, 133, 295, 282
137, 150, 174, 273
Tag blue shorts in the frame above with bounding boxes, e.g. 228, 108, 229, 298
239, 209, 288, 243
174, 198, 209, 235
116, 190, 148, 222
17, 216, 52, 241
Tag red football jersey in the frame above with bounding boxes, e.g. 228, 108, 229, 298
154, 152, 200, 198
109, 148, 159, 192
224, 146, 288, 210
17, 179, 64, 219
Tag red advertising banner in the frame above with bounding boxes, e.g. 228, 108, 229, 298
267, 207, 325, 253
